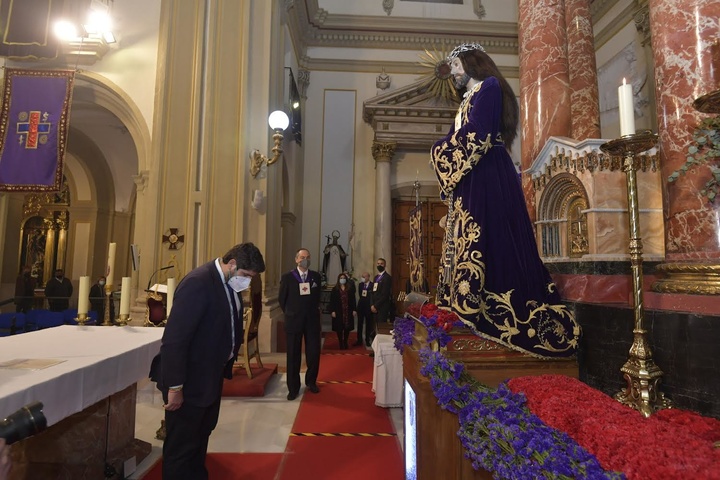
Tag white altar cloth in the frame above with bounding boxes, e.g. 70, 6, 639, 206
371, 334, 403, 407
0, 325, 163, 426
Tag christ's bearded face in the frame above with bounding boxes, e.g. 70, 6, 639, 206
450, 58, 470, 89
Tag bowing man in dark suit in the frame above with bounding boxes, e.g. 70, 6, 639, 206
370, 257, 393, 341
149, 243, 265, 480
278, 248, 322, 400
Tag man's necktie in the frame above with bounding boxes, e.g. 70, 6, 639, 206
225, 283, 238, 355
301, 272, 307, 283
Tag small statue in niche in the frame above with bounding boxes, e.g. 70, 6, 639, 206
322, 230, 347, 286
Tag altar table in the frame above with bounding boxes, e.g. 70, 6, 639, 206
0, 325, 163, 479
371, 334, 403, 407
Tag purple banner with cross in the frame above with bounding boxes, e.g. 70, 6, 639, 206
0, 68, 74, 192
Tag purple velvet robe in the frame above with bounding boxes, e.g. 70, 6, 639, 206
431, 76, 580, 358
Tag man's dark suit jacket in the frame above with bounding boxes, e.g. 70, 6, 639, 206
371, 271, 393, 323
150, 261, 242, 407
357, 281, 374, 314
278, 269, 321, 332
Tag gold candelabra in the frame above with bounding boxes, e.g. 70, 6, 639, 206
600, 131, 672, 417
102, 285, 113, 326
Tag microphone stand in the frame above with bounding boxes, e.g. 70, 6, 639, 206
146, 266, 174, 292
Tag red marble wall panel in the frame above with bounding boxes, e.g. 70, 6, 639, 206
553, 273, 720, 315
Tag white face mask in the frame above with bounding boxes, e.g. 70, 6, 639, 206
227, 275, 251, 292
339, 278, 347, 285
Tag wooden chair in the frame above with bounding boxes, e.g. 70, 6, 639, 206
235, 306, 263, 378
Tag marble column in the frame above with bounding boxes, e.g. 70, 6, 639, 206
648, 0, 720, 294
372, 141, 396, 273
565, 0, 601, 140
519, 0, 573, 222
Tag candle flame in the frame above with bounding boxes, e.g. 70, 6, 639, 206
622, 77, 626, 85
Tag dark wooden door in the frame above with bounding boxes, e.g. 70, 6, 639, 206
392, 199, 446, 315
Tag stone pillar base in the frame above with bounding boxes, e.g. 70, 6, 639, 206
651, 262, 720, 295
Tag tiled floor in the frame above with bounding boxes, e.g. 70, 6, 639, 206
128, 350, 404, 479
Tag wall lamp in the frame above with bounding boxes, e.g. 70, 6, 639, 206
249, 110, 290, 178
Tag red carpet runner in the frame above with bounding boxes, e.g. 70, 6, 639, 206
141, 332, 404, 479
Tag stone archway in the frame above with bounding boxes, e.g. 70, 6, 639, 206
538, 173, 590, 259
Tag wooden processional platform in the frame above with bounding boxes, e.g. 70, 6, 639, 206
403, 318, 578, 480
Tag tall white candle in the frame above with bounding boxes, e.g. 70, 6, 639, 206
119, 277, 131, 315
106, 243, 117, 288
77, 276, 90, 315
166, 277, 176, 316
618, 78, 635, 136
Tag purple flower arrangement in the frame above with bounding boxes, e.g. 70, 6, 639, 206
392, 316, 416, 353
394, 318, 624, 479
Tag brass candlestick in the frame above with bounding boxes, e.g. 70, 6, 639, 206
600, 131, 672, 417
75, 312, 89, 326
116, 314, 130, 326
102, 285, 113, 326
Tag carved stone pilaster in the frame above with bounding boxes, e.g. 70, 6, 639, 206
55, 210, 68, 230
634, 4, 651, 46
133, 170, 150, 193
297, 69, 310, 100
372, 140, 395, 268
371, 141, 396, 163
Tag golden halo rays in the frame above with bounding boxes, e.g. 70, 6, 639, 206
417, 48, 459, 103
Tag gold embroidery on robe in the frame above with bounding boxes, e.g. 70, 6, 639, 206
440, 197, 580, 357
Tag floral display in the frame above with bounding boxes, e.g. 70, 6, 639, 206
508, 375, 720, 479
395, 309, 720, 479
417, 347, 622, 479
392, 316, 416, 353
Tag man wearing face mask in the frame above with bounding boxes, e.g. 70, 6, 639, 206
278, 248, 322, 400
89, 276, 113, 323
44, 268, 73, 312
149, 242, 265, 480
355, 272, 373, 346
370, 258, 393, 343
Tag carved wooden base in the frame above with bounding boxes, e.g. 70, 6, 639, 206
403, 322, 579, 479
